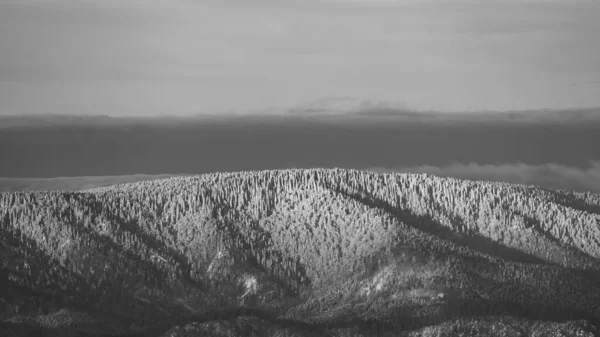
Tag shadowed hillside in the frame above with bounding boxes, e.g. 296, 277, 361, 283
1, 169, 600, 336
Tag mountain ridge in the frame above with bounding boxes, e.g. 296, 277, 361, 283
1, 168, 600, 336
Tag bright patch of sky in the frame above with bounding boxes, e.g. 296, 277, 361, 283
1, 0, 599, 115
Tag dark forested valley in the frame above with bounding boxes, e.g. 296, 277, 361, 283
1, 169, 600, 336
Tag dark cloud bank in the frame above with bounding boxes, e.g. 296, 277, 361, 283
0, 110, 599, 194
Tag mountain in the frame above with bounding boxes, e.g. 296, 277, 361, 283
1, 168, 600, 336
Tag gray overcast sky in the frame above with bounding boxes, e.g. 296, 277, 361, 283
1, 0, 599, 116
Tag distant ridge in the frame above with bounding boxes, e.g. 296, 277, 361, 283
0, 174, 182, 193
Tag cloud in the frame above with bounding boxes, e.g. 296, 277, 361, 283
286, 97, 600, 124
2, 1, 600, 116
287, 96, 411, 115
367, 161, 600, 193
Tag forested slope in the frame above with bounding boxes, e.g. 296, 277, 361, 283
1, 169, 599, 336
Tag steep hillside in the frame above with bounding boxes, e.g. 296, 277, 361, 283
1, 169, 600, 336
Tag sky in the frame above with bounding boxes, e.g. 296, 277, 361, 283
1, 0, 600, 116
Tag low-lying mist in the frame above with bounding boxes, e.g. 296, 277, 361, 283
371, 161, 600, 194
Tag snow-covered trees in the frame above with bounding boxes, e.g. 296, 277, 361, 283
1, 168, 600, 325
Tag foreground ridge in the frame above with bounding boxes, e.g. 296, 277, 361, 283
1, 168, 600, 336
